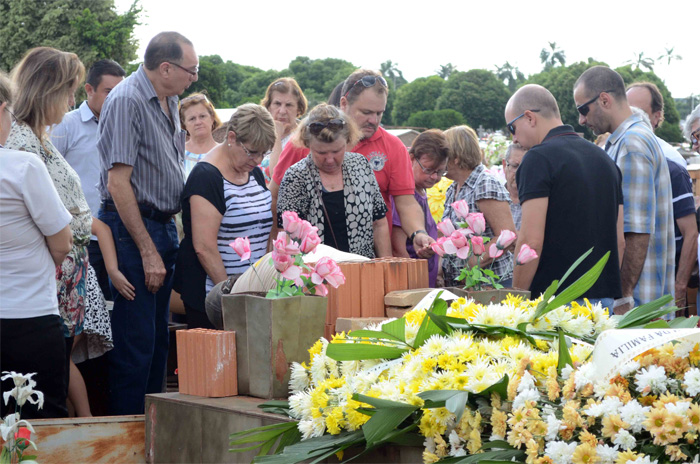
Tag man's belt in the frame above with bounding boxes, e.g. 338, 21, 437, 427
101, 200, 174, 224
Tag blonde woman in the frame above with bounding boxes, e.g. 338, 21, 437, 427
179, 92, 222, 177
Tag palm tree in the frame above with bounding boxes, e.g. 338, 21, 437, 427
540, 42, 566, 70
495, 61, 525, 93
380, 60, 405, 88
658, 47, 682, 65
437, 63, 456, 80
626, 52, 655, 72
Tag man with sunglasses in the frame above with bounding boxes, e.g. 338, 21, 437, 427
505, 84, 623, 310
271, 69, 435, 258
574, 66, 674, 315
97, 32, 198, 415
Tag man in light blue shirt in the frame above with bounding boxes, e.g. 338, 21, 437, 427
51, 60, 126, 298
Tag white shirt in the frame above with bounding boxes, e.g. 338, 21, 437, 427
0, 149, 72, 319
657, 136, 687, 168
50, 101, 101, 220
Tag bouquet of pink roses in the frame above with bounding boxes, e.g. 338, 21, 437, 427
230, 211, 345, 299
430, 199, 537, 290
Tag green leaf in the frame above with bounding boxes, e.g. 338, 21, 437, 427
475, 375, 509, 400
345, 330, 405, 344
557, 328, 573, 372
643, 320, 670, 329
558, 247, 593, 288
381, 318, 406, 343
437, 449, 526, 463
426, 311, 453, 335
326, 342, 409, 361
445, 391, 469, 423
360, 406, 418, 448
479, 440, 516, 450
353, 394, 413, 409
615, 295, 675, 328
274, 426, 302, 454
253, 431, 364, 464
669, 316, 700, 328
532, 280, 559, 321
544, 251, 610, 313
417, 389, 465, 408
413, 298, 448, 348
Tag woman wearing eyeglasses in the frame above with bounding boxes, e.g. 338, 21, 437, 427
391, 130, 448, 287
174, 104, 276, 328
685, 104, 700, 155
442, 125, 516, 288
276, 103, 391, 258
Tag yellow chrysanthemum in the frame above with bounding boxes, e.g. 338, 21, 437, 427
571, 443, 597, 464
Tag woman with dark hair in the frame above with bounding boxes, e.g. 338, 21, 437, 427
277, 103, 391, 258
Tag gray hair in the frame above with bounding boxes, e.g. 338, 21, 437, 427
684, 104, 700, 141
630, 106, 653, 129
504, 142, 526, 162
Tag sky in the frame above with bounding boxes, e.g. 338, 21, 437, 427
115, 0, 698, 99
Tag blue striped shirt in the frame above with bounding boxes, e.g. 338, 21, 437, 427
97, 65, 186, 213
606, 113, 675, 305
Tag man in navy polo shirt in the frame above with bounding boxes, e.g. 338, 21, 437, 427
504, 84, 624, 308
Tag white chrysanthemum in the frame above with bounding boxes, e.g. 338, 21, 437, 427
545, 412, 562, 441
512, 388, 540, 410
469, 306, 498, 325
422, 334, 446, 357
593, 380, 611, 399
599, 397, 624, 416
612, 429, 636, 450
560, 364, 574, 380
517, 371, 536, 393
309, 353, 328, 386
596, 444, 619, 464
674, 340, 695, 359
448, 429, 465, 456
574, 363, 594, 390
619, 360, 641, 377
665, 400, 691, 415
423, 436, 436, 453
584, 401, 605, 418
627, 455, 656, 464
405, 323, 420, 345
596, 316, 618, 333
288, 391, 312, 420
325, 357, 340, 379
544, 440, 577, 464
289, 363, 310, 393
619, 399, 650, 433
560, 317, 594, 336
298, 419, 315, 439
635, 365, 668, 395
684, 367, 700, 396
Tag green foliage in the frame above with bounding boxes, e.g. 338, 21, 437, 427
0, 0, 141, 71
392, 76, 444, 125
540, 41, 566, 71
436, 70, 511, 131
288, 56, 356, 108
674, 96, 697, 122
185, 55, 263, 108
614, 65, 683, 143
406, 109, 465, 130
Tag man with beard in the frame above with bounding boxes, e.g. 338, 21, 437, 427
270, 69, 434, 257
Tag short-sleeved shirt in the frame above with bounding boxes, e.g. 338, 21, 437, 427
0, 149, 72, 319
273, 126, 413, 230
277, 152, 387, 258
666, 159, 695, 266
606, 114, 675, 305
97, 65, 187, 213
518, 125, 623, 299
392, 192, 438, 287
442, 164, 513, 287
184, 150, 206, 180
174, 163, 271, 312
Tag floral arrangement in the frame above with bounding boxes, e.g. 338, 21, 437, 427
230, 251, 698, 464
426, 177, 453, 224
483, 133, 510, 168
230, 211, 345, 298
1, 372, 42, 464
431, 200, 536, 290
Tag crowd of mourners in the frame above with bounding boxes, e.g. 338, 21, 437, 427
2, 31, 700, 420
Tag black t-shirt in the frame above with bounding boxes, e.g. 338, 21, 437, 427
516, 125, 623, 299
321, 188, 350, 253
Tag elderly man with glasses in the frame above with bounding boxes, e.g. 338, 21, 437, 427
574, 66, 674, 315
505, 84, 624, 312
97, 31, 198, 415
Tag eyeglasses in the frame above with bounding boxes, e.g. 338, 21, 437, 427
238, 141, 270, 161
691, 128, 700, 146
415, 158, 448, 177
167, 61, 199, 77
308, 118, 346, 136
507, 109, 540, 135
576, 90, 615, 116
343, 75, 388, 99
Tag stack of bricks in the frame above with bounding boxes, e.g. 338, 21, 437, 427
176, 329, 238, 397
325, 258, 429, 338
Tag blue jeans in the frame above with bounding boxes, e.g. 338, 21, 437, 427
99, 209, 178, 415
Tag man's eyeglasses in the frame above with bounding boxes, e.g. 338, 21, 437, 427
238, 141, 270, 161
168, 61, 199, 77
343, 75, 388, 99
691, 128, 700, 146
415, 158, 447, 177
576, 90, 615, 116
507, 109, 540, 135
308, 118, 346, 136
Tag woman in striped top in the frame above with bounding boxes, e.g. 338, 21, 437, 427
174, 104, 276, 328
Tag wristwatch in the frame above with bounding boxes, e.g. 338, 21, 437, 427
409, 229, 427, 242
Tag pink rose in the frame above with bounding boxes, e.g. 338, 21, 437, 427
311, 257, 345, 288
282, 211, 302, 236
313, 282, 329, 297
437, 219, 456, 236
300, 230, 321, 254
516, 244, 538, 265
295, 220, 316, 242
488, 243, 504, 259
466, 213, 486, 235
272, 250, 302, 280
471, 236, 485, 256
495, 230, 517, 249
273, 231, 301, 255
430, 237, 448, 257
443, 231, 470, 259
451, 200, 469, 220
230, 237, 251, 261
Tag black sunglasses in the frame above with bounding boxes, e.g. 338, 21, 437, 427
576, 90, 615, 116
507, 109, 540, 135
343, 75, 388, 99
308, 118, 346, 136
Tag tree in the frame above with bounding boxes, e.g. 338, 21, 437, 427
184, 55, 262, 108
658, 47, 682, 66
287, 56, 356, 107
495, 61, 525, 93
380, 60, 407, 89
0, 0, 141, 71
539, 42, 566, 70
437, 63, 456, 80
406, 109, 465, 130
436, 70, 511, 131
625, 52, 655, 72
391, 76, 445, 126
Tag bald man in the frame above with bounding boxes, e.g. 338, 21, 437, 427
504, 84, 624, 309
